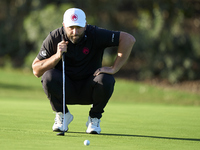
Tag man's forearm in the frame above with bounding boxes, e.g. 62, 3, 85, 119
32, 55, 61, 78
112, 32, 136, 73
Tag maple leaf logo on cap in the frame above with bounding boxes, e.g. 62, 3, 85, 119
71, 14, 78, 21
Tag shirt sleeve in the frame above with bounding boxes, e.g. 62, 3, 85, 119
36, 33, 56, 60
95, 27, 120, 48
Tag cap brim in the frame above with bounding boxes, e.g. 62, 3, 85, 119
64, 22, 85, 27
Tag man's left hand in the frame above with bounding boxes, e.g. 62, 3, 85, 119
93, 67, 116, 76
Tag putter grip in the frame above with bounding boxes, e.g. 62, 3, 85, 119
61, 34, 66, 62
62, 53, 65, 62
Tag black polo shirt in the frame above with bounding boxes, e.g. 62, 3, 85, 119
37, 25, 120, 80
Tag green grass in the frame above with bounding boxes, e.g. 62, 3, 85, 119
113, 79, 200, 106
0, 69, 200, 150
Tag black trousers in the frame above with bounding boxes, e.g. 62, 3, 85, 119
41, 69, 115, 119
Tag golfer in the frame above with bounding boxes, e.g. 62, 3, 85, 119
32, 8, 135, 134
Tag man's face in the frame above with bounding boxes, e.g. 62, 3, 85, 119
63, 23, 86, 44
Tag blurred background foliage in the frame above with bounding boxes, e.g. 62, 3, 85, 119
0, 0, 200, 83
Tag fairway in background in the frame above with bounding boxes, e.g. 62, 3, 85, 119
113, 79, 200, 106
0, 69, 199, 106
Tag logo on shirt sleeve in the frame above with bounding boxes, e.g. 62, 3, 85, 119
40, 50, 47, 58
112, 33, 115, 42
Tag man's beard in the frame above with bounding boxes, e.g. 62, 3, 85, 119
69, 32, 84, 44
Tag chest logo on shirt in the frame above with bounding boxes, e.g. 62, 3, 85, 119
83, 47, 89, 55
71, 14, 78, 21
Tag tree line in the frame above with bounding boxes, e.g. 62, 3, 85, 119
0, 0, 199, 83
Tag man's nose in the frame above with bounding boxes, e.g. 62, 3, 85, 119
73, 28, 78, 35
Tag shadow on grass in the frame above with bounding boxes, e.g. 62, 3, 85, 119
68, 131, 200, 142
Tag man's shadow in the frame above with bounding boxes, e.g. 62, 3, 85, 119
68, 131, 200, 142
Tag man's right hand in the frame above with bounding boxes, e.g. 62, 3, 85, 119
56, 40, 68, 59
32, 39, 68, 78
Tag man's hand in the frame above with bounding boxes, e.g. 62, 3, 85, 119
32, 37, 68, 78
56, 39, 68, 59
93, 32, 135, 77
93, 67, 116, 76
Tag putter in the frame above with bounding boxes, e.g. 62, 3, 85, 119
57, 52, 66, 136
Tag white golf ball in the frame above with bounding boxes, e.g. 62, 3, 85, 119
84, 140, 90, 146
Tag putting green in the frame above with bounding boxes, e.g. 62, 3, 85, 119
0, 99, 199, 150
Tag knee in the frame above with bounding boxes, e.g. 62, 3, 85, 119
95, 74, 115, 88
103, 74, 115, 87
41, 69, 61, 87
42, 69, 53, 84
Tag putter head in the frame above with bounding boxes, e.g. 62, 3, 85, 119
57, 131, 65, 136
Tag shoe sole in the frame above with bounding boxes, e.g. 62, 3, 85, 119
86, 130, 100, 134
53, 128, 68, 132
86, 129, 101, 134
90, 131, 99, 134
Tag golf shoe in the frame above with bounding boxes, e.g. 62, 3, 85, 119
86, 116, 101, 134
52, 112, 73, 132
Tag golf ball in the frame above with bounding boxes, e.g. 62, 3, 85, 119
84, 140, 90, 146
